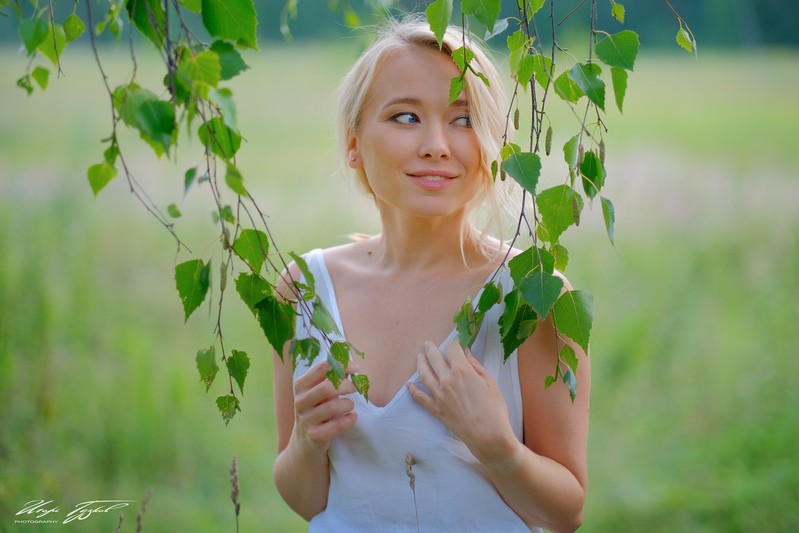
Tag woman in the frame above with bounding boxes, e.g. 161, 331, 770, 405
272, 17, 590, 533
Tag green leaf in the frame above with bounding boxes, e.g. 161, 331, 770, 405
255, 296, 296, 356
562, 366, 577, 402
579, 150, 605, 199
176, 50, 221, 98
552, 290, 594, 353
351, 373, 370, 401
500, 142, 521, 161
64, 13, 86, 42
462, 0, 500, 35
233, 229, 268, 274
175, 259, 211, 321
560, 344, 579, 375
167, 203, 182, 218
531, 54, 554, 89
507, 30, 526, 75
529, 0, 545, 16
448, 75, 466, 105
210, 40, 249, 81
19, 17, 49, 55
103, 142, 120, 166
216, 394, 240, 425
235, 272, 272, 315
544, 374, 557, 388
227, 349, 250, 394
126, 0, 166, 49
37, 23, 67, 66
610, 67, 628, 113
477, 282, 501, 313
451, 46, 475, 72
178, 0, 202, 13
676, 27, 694, 53
290, 337, 321, 366
563, 134, 580, 170
425, 0, 452, 47
536, 185, 584, 244
288, 252, 315, 295
595, 30, 639, 71
225, 163, 247, 196
202, 0, 258, 49
454, 300, 483, 348
31, 66, 49, 90
503, 152, 541, 195
312, 298, 341, 336
508, 246, 555, 284
517, 54, 535, 88
498, 289, 537, 359
554, 70, 584, 103
132, 99, 175, 156
208, 88, 239, 131
326, 342, 350, 387
601, 196, 616, 245
87, 162, 117, 196
551, 243, 569, 272
184, 167, 198, 193
115, 86, 175, 157
199, 116, 241, 160
16, 75, 33, 95
196, 346, 218, 392
611, 2, 625, 23
568, 62, 605, 110
519, 271, 564, 320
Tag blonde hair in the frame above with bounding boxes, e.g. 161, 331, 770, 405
337, 16, 516, 259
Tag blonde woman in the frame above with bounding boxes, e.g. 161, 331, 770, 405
272, 17, 590, 533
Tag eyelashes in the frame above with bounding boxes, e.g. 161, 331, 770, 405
391, 112, 419, 125
390, 112, 472, 128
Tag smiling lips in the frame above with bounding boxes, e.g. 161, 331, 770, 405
408, 171, 457, 191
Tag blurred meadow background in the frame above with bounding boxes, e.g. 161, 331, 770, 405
2, 3, 799, 532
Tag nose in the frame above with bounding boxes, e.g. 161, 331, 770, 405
419, 122, 450, 160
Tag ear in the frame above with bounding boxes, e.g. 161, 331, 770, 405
347, 135, 362, 169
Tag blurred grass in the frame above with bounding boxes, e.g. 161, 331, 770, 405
1, 42, 798, 532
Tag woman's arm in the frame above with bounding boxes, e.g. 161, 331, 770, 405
408, 291, 590, 532
272, 264, 359, 520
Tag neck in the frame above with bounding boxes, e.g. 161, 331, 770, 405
369, 209, 485, 274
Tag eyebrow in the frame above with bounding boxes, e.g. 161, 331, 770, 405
381, 96, 470, 110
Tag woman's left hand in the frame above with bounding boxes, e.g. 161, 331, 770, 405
407, 339, 518, 464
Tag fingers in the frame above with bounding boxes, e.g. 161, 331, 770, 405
406, 381, 435, 414
466, 352, 490, 378
293, 359, 359, 452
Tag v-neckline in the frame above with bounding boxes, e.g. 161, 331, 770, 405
312, 249, 495, 412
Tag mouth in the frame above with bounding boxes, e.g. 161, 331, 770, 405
408, 173, 457, 191
415, 175, 450, 182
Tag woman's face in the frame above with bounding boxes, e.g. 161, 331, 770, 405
349, 45, 483, 222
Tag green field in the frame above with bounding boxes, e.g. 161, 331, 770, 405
1, 43, 798, 532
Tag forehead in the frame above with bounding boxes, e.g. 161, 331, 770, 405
365, 44, 466, 106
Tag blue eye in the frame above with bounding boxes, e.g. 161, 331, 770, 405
392, 112, 419, 124
454, 115, 472, 127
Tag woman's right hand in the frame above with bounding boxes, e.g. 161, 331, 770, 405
291, 359, 359, 455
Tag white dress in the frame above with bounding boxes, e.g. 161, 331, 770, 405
292, 249, 542, 533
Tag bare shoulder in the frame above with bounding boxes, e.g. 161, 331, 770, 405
275, 240, 373, 301
318, 238, 377, 277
